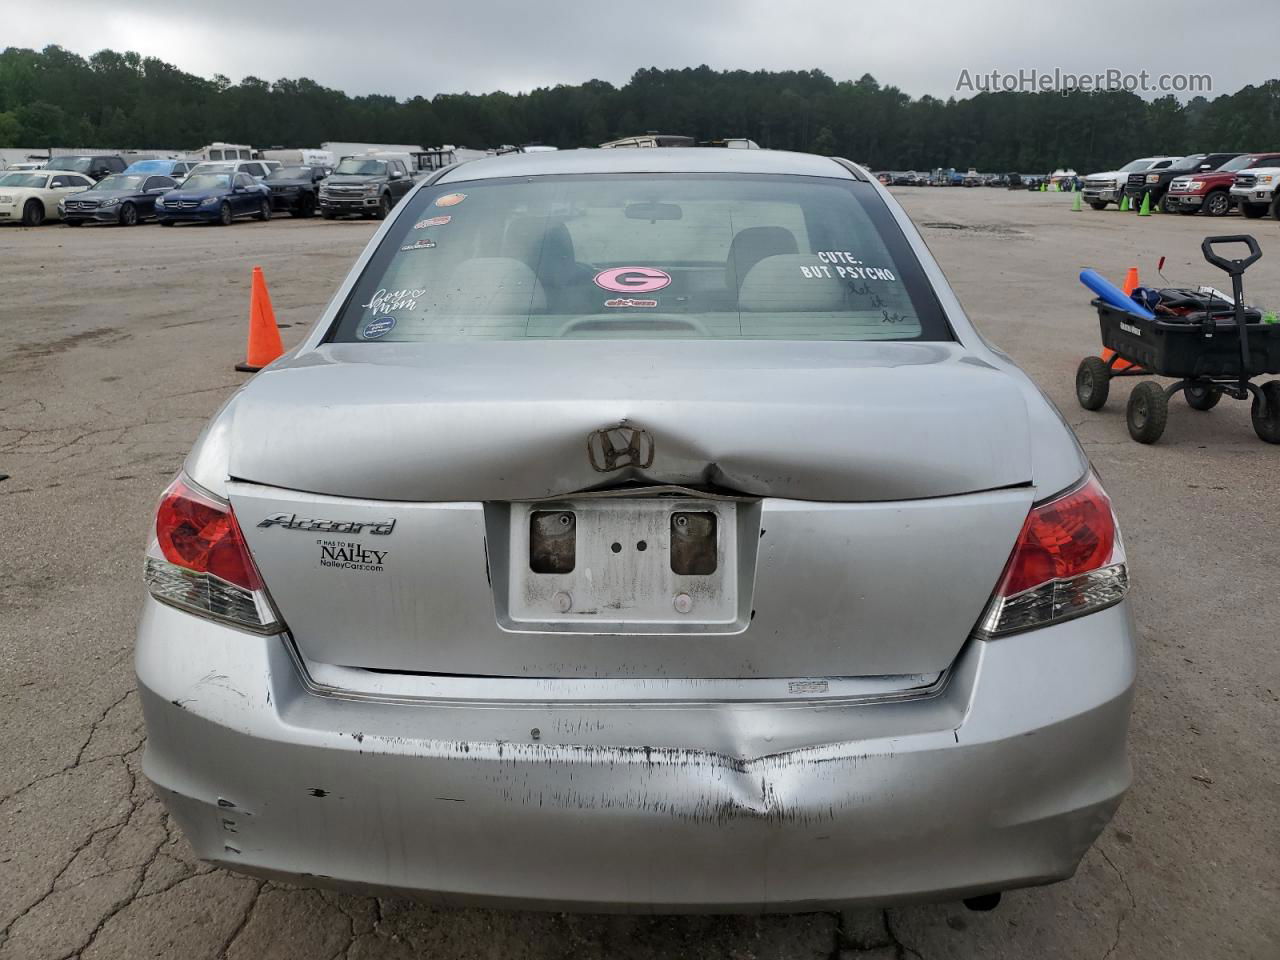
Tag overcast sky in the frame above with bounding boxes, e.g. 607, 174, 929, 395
11, 0, 1278, 102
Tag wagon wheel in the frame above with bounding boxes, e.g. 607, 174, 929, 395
1251, 382, 1280, 443
1075, 357, 1111, 410
1127, 381, 1169, 444
1183, 384, 1222, 411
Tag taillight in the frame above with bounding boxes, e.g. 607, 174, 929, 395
144, 475, 281, 633
976, 473, 1128, 638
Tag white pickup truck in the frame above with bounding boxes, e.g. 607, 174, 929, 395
1082, 156, 1182, 209
1229, 167, 1280, 219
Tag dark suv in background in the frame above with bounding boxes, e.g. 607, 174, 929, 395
43, 154, 127, 181
264, 164, 332, 217
1124, 152, 1242, 212
318, 156, 413, 219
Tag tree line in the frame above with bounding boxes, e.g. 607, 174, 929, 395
2, 45, 1279, 172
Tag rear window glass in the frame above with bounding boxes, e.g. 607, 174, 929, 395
328, 174, 951, 343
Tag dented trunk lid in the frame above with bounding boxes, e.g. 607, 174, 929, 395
227, 339, 1030, 503
223, 340, 1036, 680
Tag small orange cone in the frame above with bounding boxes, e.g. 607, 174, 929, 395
235, 266, 285, 372
1102, 267, 1142, 371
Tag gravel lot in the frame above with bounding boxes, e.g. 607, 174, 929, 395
1, 189, 1277, 959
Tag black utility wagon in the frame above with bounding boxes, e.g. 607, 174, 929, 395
1076, 235, 1280, 444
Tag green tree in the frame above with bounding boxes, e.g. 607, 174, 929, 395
0, 44, 1275, 172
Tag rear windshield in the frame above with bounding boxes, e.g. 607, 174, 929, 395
328, 174, 951, 343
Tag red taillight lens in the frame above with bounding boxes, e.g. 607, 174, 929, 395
156, 477, 261, 590
997, 475, 1116, 596
978, 473, 1127, 638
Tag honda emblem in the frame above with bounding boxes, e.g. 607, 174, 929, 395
586, 425, 654, 472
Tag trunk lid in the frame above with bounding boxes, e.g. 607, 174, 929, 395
228, 340, 1035, 680
228, 340, 1029, 503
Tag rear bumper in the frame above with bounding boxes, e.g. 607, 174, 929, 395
137, 598, 1136, 912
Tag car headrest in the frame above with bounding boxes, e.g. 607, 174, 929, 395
725, 226, 799, 290
502, 218, 578, 287
428, 257, 547, 314
737, 255, 848, 312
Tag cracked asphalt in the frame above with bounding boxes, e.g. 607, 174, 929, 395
1, 190, 1277, 959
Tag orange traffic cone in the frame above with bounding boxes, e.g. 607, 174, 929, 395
235, 266, 285, 372
1102, 267, 1142, 372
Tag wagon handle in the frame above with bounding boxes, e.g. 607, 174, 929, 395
1202, 235, 1262, 387
1201, 235, 1261, 276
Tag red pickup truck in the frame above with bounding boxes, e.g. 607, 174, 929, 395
1164, 152, 1280, 216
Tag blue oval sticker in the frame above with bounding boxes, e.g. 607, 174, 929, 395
361, 316, 397, 340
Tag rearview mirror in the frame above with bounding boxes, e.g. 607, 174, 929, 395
625, 201, 683, 221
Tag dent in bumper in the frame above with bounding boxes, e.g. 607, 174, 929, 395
136, 599, 1135, 911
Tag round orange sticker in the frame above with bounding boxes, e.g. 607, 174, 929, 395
435, 193, 466, 207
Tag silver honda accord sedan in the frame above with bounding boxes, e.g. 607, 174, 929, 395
137, 148, 1135, 912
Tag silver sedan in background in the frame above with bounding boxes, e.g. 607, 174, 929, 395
137, 148, 1134, 912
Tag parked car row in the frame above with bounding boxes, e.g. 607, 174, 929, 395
878, 152, 1280, 219
1083, 151, 1280, 217
0, 153, 416, 227
876, 169, 1071, 189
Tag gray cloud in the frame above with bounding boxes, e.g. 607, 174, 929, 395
10, 0, 1278, 101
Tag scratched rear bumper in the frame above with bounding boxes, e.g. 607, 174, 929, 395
136, 598, 1135, 913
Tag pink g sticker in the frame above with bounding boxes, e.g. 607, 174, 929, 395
593, 266, 672, 293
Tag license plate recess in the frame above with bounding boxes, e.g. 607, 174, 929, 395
499, 498, 749, 633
